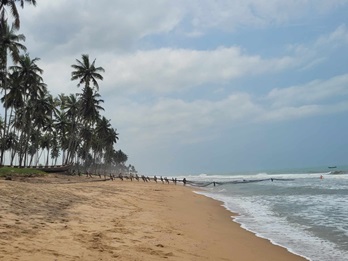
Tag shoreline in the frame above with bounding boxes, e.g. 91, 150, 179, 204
0, 174, 307, 260
193, 190, 310, 261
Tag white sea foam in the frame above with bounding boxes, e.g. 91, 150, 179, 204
195, 191, 348, 261
184, 172, 346, 182
188, 169, 348, 261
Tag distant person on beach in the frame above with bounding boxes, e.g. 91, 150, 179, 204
183, 178, 186, 185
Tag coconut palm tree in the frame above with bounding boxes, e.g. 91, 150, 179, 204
0, 16, 26, 74
0, 17, 25, 164
71, 54, 105, 91
78, 86, 104, 125
0, 0, 37, 29
8, 53, 44, 166
91, 116, 118, 174
53, 109, 69, 164
61, 93, 80, 165
10, 53, 44, 100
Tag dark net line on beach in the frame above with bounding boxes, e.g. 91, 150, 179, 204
186, 178, 295, 187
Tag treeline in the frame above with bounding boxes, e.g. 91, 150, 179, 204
0, 0, 135, 175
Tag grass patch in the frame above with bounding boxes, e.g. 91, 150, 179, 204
0, 167, 46, 178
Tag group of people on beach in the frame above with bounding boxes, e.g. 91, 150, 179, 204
116, 173, 187, 185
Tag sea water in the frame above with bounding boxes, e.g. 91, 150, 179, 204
180, 167, 348, 261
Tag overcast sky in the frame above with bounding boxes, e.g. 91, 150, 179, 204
16, 0, 348, 175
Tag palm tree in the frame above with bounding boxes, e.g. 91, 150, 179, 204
53, 109, 69, 164
78, 86, 104, 125
71, 54, 105, 91
0, 0, 37, 29
0, 17, 25, 164
10, 53, 44, 100
62, 93, 80, 165
92, 117, 118, 174
70, 55, 105, 170
8, 53, 44, 166
0, 16, 26, 74
115, 149, 128, 166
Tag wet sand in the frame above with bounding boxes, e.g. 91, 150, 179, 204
0, 174, 307, 260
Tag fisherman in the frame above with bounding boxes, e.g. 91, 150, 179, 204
141, 175, 147, 182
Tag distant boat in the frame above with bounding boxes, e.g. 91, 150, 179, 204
328, 166, 337, 169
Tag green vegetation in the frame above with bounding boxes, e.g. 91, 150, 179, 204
0, 166, 46, 177
0, 1, 136, 176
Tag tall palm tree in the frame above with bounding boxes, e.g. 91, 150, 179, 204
71, 54, 105, 91
53, 109, 68, 164
70, 54, 105, 169
62, 93, 80, 165
10, 53, 44, 100
8, 53, 44, 166
0, 16, 26, 74
92, 117, 118, 174
78, 86, 104, 125
0, 17, 25, 164
0, 0, 37, 29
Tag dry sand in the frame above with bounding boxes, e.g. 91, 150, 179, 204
0, 174, 307, 261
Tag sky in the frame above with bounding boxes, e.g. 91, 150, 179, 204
13, 0, 348, 175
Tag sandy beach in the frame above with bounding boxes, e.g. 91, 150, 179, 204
0, 174, 307, 261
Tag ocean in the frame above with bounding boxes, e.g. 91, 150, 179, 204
181, 166, 348, 261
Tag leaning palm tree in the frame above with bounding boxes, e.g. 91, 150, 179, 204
71, 54, 105, 91
0, 0, 37, 29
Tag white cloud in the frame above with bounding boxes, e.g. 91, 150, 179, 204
259, 102, 348, 122
267, 74, 348, 108
315, 24, 348, 48
108, 71, 348, 153
181, 0, 348, 31
20, 0, 183, 56
100, 47, 299, 94
106, 93, 261, 147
